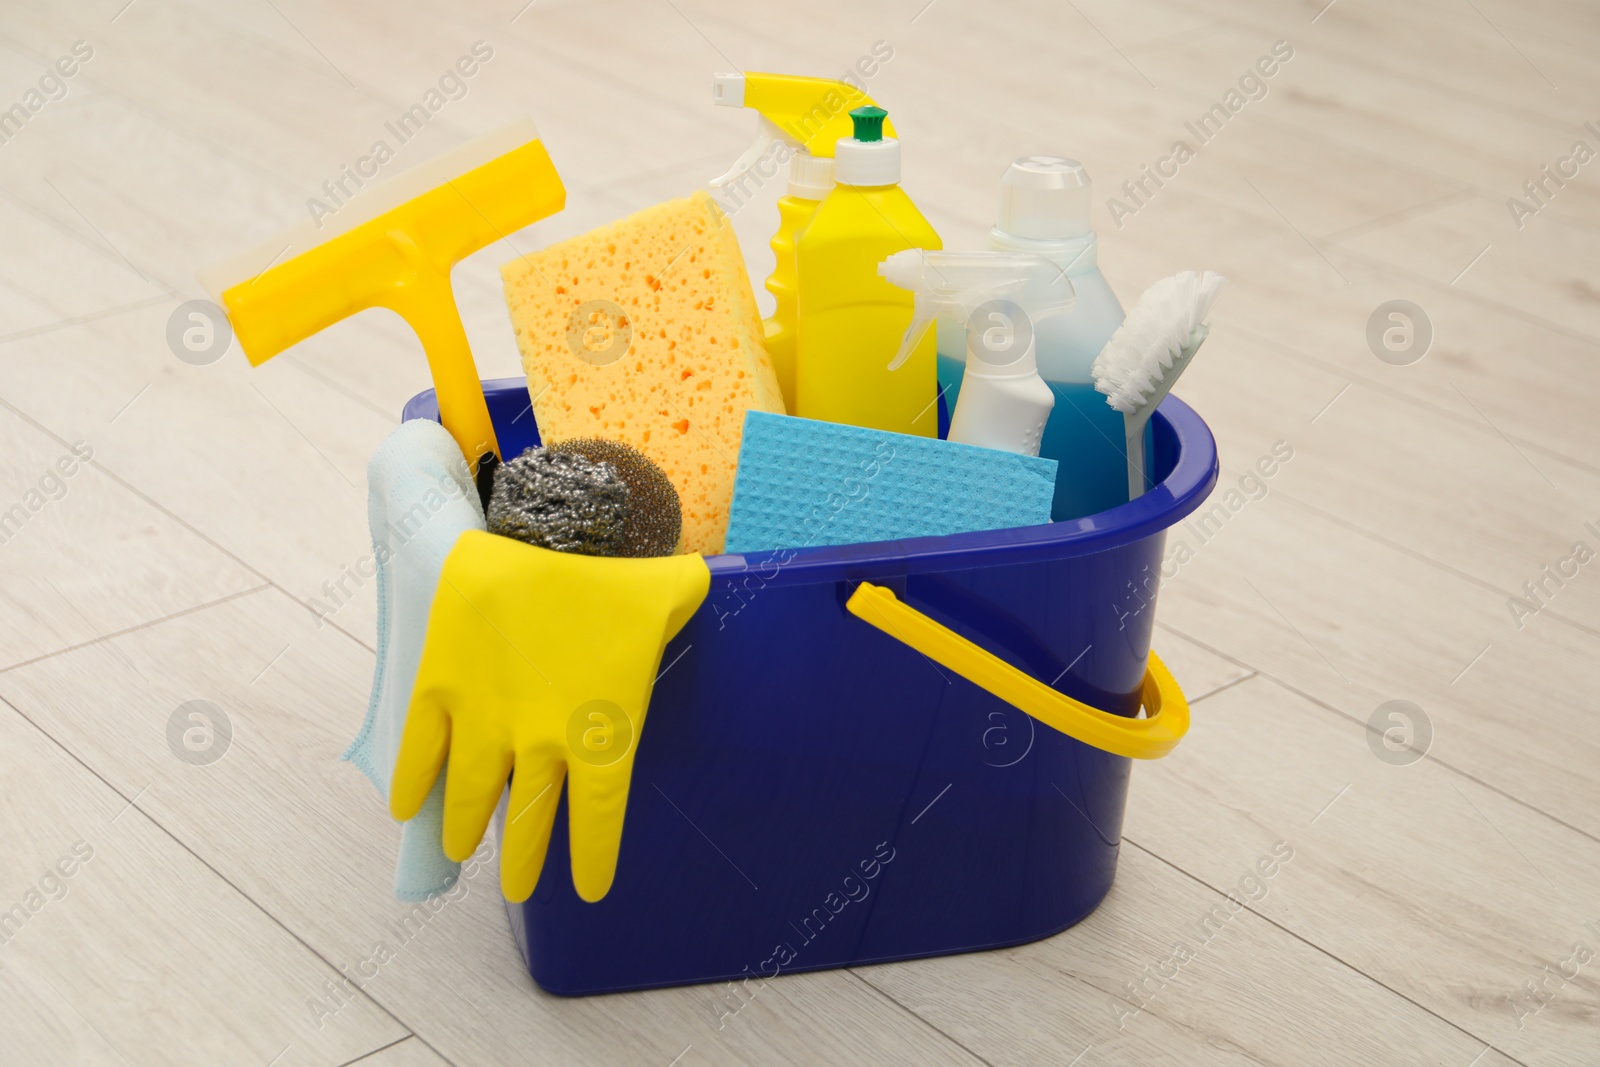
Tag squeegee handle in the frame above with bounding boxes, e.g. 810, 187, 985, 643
218, 134, 568, 475
385, 244, 500, 469
225, 232, 500, 470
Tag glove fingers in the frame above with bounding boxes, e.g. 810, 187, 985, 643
441, 733, 514, 862
499, 761, 565, 903
390, 693, 450, 821
566, 749, 639, 903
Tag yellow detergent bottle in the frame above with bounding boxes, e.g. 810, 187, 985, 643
794, 107, 941, 435
763, 154, 832, 409
710, 73, 897, 410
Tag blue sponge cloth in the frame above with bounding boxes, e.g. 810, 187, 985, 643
724, 411, 1057, 554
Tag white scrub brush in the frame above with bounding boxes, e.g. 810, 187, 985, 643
1092, 271, 1226, 499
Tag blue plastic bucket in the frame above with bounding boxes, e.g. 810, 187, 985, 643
402, 378, 1218, 996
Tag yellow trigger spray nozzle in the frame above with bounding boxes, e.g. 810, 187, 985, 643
709, 72, 897, 188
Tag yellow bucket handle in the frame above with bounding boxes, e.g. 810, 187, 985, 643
845, 582, 1188, 760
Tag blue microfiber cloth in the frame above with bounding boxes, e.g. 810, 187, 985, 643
343, 418, 485, 901
724, 411, 1057, 553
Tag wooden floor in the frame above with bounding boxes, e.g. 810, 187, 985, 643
1, 0, 1597, 1063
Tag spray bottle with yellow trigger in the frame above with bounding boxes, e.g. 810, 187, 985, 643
880, 250, 1074, 457
709, 71, 896, 409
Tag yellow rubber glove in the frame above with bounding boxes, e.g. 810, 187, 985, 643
391, 529, 709, 903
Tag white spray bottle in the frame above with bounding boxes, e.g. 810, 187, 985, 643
879, 249, 1074, 456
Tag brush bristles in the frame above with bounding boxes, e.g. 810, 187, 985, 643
1092, 271, 1226, 414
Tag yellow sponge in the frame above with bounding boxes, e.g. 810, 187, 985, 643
501, 191, 784, 554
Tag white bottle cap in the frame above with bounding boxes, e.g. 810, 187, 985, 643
835, 137, 900, 186
788, 150, 835, 199
996, 156, 1092, 240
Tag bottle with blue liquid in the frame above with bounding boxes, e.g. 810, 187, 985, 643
938, 156, 1133, 520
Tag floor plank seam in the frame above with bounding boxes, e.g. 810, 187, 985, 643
1076, 8, 1591, 229
0, 27, 337, 211
14, 31, 1595, 471
0, 689, 439, 1060
1183, 670, 1260, 705
1317, 188, 1480, 244
1321, 183, 1600, 243
844, 968, 998, 1067
0, 182, 181, 300
279, 354, 405, 428
1256, 485, 1600, 644
264, 582, 377, 656
164, 0, 485, 156
1213, 317, 1600, 479
1153, 623, 1600, 849
335, 1035, 440, 1067
1312, 239, 1600, 353
0, 392, 284, 589
1251, 56, 1583, 162
1153, 182, 1600, 358
1141, 0, 1582, 134
0, 6, 1593, 1060
0, 583, 272, 675
0, 294, 174, 348
1156, 623, 1259, 676
1072, 171, 1600, 361
63, 0, 720, 220
1122, 837, 1532, 1067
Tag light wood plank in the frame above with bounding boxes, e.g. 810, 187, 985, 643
1334, 191, 1600, 343
1073, 183, 1600, 469
0, 89, 321, 295
0, 695, 407, 1064
1141, 0, 1600, 130
1123, 674, 1600, 1066
0, 297, 399, 644
859, 841, 1522, 1067
1170, 321, 1600, 634
0, 400, 260, 668
1125, 9, 1600, 226
0, 195, 159, 339
1153, 486, 1600, 841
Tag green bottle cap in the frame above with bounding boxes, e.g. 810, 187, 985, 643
849, 106, 888, 143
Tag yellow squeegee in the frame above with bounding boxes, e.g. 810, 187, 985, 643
198, 117, 566, 492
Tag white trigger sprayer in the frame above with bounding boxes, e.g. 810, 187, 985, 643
880, 250, 1074, 456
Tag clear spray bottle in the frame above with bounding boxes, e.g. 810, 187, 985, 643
879, 250, 1074, 456
989, 157, 1130, 517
